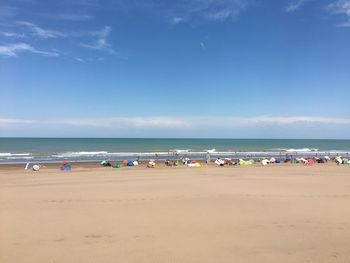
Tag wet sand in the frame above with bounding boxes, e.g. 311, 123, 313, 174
1, 164, 350, 263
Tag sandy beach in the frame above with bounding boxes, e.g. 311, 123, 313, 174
1, 164, 350, 263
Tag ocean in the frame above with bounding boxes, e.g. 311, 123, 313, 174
1, 138, 350, 164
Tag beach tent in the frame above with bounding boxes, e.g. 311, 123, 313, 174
335, 156, 343, 165
261, 159, 270, 166
122, 160, 129, 166
324, 156, 331, 161
127, 161, 134, 166
101, 160, 111, 167
215, 159, 225, 166
297, 158, 307, 164
307, 159, 314, 166
32, 165, 40, 171
270, 158, 276, 163
147, 160, 156, 168
188, 163, 201, 167
239, 159, 253, 165
60, 161, 68, 166
133, 161, 139, 166
113, 163, 121, 168
60, 164, 71, 171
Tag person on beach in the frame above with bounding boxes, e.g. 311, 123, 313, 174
206, 152, 211, 164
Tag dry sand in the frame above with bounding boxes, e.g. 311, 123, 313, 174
1, 164, 350, 263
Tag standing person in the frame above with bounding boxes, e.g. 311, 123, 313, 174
206, 152, 211, 165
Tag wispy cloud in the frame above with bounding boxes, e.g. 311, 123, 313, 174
168, 0, 249, 23
2, 115, 350, 138
200, 41, 206, 50
10, 21, 116, 57
171, 16, 185, 24
80, 26, 115, 53
0, 31, 24, 38
0, 118, 36, 125
39, 13, 94, 22
0, 43, 59, 57
1, 116, 350, 128
285, 0, 309, 12
327, 0, 350, 27
134, 0, 250, 24
16, 21, 68, 38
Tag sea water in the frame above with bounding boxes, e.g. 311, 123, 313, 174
0, 138, 349, 164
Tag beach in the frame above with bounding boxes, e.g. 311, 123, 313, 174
1, 163, 350, 263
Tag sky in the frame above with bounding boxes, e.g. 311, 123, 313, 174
0, 0, 350, 138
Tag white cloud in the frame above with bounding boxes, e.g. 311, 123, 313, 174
327, 0, 350, 26
0, 118, 36, 125
74, 57, 85, 62
0, 43, 59, 57
285, 0, 309, 12
171, 16, 185, 24
200, 41, 206, 50
16, 21, 67, 38
1, 116, 350, 128
0, 31, 24, 37
161, 0, 250, 24
44, 13, 94, 21
2, 116, 350, 138
80, 26, 115, 53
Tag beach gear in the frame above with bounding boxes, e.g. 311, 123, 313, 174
133, 161, 139, 166
60, 161, 68, 166
239, 159, 253, 165
25, 163, 30, 170
215, 159, 225, 166
147, 160, 156, 168
113, 163, 121, 168
60, 164, 71, 171
101, 160, 111, 167
335, 156, 342, 165
122, 160, 129, 166
32, 165, 40, 171
307, 159, 314, 166
261, 159, 270, 166
275, 160, 281, 164
188, 163, 201, 167
127, 161, 134, 166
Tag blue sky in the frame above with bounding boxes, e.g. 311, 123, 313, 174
1, 0, 350, 138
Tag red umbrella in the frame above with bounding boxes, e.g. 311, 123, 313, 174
60, 161, 68, 166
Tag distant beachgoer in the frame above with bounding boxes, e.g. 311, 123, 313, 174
206, 153, 211, 164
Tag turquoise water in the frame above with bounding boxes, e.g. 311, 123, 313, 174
1, 138, 350, 163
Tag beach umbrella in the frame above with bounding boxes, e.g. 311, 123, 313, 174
261, 159, 270, 166
307, 159, 314, 166
60, 161, 68, 166
32, 165, 40, 171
